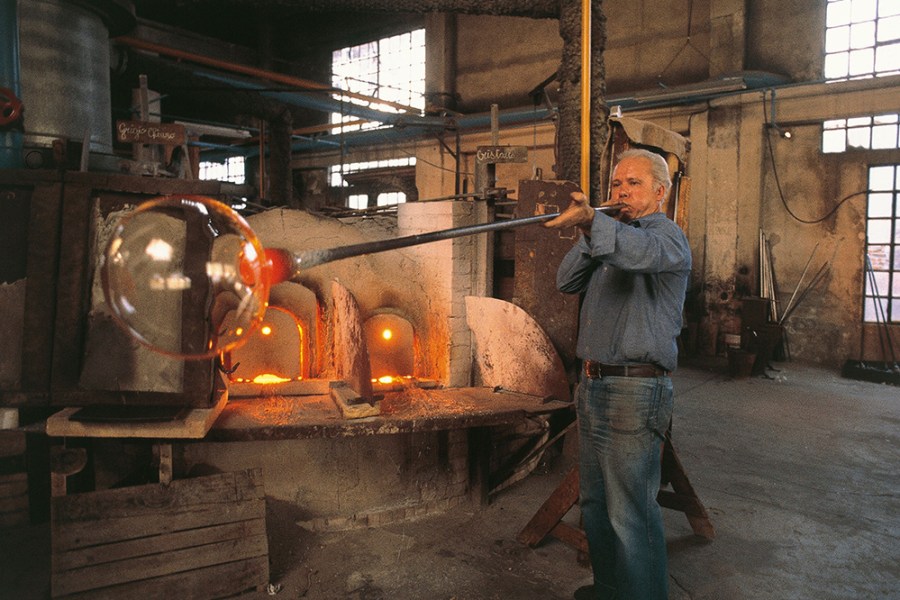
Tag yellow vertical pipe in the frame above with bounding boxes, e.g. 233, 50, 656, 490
580, 0, 591, 194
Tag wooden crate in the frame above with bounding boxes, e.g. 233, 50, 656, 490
0, 430, 29, 528
51, 468, 269, 599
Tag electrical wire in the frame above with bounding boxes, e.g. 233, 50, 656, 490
761, 91, 868, 224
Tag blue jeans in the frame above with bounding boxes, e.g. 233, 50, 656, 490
576, 374, 674, 600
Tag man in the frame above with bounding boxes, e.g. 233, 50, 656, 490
545, 148, 691, 599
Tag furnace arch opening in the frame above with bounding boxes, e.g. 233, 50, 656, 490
224, 305, 307, 384
364, 313, 415, 383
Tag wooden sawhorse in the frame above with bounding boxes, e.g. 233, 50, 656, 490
517, 431, 715, 554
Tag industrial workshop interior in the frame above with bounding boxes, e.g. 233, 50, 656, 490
0, 0, 898, 598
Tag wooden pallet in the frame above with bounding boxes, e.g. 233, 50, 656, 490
51, 468, 269, 599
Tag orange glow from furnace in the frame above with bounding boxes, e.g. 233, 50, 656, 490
252, 373, 290, 384
382, 328, 392, 340
373, 375, 413, 384
261, 325, 273, 336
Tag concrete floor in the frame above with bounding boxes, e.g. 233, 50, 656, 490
3, 359, 899, 599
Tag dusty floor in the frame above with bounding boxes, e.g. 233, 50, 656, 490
2, 359, 899, 599
246, 358, 900, 600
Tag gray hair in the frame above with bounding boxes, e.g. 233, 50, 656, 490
618, 148, 672, 195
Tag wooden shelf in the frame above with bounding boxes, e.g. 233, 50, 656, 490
45, 388, 228, 439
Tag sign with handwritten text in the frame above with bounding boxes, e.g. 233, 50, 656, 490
475, 145, 528, 164
116, 120, 186, 145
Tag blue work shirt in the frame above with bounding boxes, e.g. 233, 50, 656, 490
556, 211, 691, 372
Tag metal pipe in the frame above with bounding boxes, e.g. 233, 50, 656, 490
284, 203, 625, 275
779, 242, 819, 324
0, 0, 22, 168
114, 35, 420, 115
580, 0, 591, 193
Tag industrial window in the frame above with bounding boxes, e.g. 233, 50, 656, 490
331, 29, 426, 132
824, 0, 900, 81
329, 157, 416, 210
864, 164, 900, 323
822, 113, 900, 152
198, 156, 246, 184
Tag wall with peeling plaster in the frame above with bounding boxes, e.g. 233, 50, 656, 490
412, 0, 898, 368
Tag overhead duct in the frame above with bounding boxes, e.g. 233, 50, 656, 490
111, 20, 787, 162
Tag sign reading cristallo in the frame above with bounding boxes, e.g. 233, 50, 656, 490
116, 120, 186, 145
475, 145, 528, 164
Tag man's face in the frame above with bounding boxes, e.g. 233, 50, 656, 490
609, 156, 666, 223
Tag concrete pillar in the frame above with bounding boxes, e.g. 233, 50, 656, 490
424, 13, 457, 114
709, 0, 746, 76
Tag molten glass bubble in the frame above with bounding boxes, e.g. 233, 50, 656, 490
101, 195, 271, 360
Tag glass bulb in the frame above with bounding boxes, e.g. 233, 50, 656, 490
101, 195, 270, 360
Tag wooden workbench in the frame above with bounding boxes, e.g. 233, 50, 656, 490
206, 386, 572, 442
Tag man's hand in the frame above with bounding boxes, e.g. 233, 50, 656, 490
544, 191, 594, 235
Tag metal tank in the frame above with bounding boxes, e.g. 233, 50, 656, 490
17, 0, 133, 168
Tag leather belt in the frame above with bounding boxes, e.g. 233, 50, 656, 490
583, 360, 669, 379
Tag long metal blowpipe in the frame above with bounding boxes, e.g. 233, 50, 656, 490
102, 196, 624, 359
268, 203, 626, 282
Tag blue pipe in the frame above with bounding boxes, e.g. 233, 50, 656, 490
195, 66, 789, 162
196, 69, 450, 129
0, 0, 22, 168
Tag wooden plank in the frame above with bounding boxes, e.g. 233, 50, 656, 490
62, 555, 269, 600
22, 183, 63, 396
157, 443, 173, 484
656, 490, 709, 518
0, 430, 26, 457
54, 519, 264, 571
52, 469, 264, 550
549, 522, 588, 554
45, 387, 227, 439
0, 471, 28, 493
661, 434, 716, 540
0, 491, 29, 515
54, 498, 264, 551
330, 382, 380, 419
0, 509, 30, 528
516, 465, 579, 547
51, 184, 94, 393
0, 472, 28, 527
52, 533, 268, 596
51, 469, 268, 599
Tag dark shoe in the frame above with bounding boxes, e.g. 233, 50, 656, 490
573, 585, 595, 600
573, 583, 616, 600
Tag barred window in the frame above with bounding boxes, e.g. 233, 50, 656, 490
864, 164, 900, 323
329, 157, 416, 209
331, 29, 426, 132
198, 156, 246, 184
822, 113, 900, 153
824, 0, 900, 81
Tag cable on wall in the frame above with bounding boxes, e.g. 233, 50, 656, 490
761, 90, 867, 225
